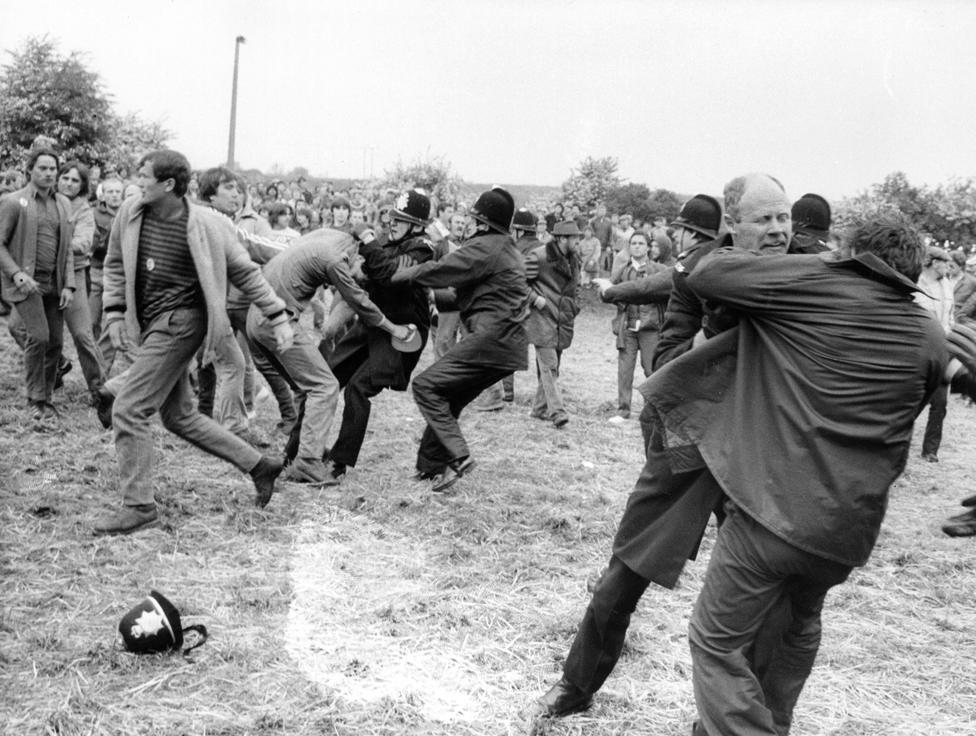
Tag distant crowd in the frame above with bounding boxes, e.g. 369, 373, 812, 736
3, 141, 976, 736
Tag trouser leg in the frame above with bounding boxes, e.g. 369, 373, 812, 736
617, 331, 638, 416
88, 266, 103, 340
250, 314, 337, 459
688, 505, 850, 736
330, 359, 384, 468
212, 330, 248, 434
113, 308, 260, 508
13, 291, 63, 403
562, 555, 651, 694
921, 382, 948, 456
63, 271, 105, 395
412, 355, 509, 474
534, 347, 564, 417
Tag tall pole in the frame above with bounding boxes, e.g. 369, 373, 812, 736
227, 35, 246, 168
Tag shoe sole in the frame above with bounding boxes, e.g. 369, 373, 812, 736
93, 518, 161, 537
285, 474, 340, 487
432, 458, 476, 493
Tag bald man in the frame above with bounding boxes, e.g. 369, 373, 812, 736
526, 174, 796, 724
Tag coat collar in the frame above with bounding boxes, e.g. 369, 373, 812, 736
822, 249, 924, 296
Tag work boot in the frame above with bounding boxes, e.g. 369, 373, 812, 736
94, 388, 115, 430
54, 357, 73, 391
520, 677, 593, 727
250, 455, 284, 508
93, 504, 160, 536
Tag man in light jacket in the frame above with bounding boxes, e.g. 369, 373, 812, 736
93, 150, 294, 536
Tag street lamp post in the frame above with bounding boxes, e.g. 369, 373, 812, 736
227, 35, 246, 168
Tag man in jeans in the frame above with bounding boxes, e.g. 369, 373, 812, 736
0, 148, 75, 427
94, 150, 294, 536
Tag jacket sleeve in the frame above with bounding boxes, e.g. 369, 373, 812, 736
70, 202, 95, 259
360, 236, 435, 284
393, 241, 493, 288
686, 250, 799, 311
652, 270, 704, 370
0, 198, 21, 278
602, 268, 673, 305
325, 259, 389, 328
101, 203, 128, 319
236, 226, 288, 265
222, 221, 287, 318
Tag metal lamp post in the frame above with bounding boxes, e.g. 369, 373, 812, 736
226, 35, 246, 168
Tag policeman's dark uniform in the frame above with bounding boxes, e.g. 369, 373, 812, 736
392, 188, 530, 476
324, 190, 436, 472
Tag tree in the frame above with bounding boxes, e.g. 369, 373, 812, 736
561, 156, 620, 208
0, 36, 170, 172
0, 36, 113, 167
109, 112, 171, 173
380, 154, 463, 206
643, 188, 683, 223
604, 182, 650, 217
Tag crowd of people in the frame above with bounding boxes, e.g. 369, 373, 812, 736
3, 142, 976, 736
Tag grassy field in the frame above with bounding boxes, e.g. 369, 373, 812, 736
1, 293, 975, 736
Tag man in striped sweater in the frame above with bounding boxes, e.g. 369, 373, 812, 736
93, 150, 294, 536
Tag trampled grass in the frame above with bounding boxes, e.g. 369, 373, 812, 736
1, 293, 975, 735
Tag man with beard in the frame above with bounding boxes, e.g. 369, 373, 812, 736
524, 220, 581, 428
321, 189, 436, 480
390, 187, 529, 493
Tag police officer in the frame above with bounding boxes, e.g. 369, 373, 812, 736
322, 189, 436, 480
390, 187, 530, 493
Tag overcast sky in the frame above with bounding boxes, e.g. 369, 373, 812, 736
2, 0, 974, 200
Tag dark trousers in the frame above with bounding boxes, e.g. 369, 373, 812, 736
921, 382, 948, 456
689, 505, 851, 736
562, 556, 650, 694
327, 342, 388, 468
412, 355, 510, 474
11, 290, 64, 403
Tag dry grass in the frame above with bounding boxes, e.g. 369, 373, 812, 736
1, 292, 975, 736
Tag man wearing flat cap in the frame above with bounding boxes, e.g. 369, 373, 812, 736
524, 220, 581, 428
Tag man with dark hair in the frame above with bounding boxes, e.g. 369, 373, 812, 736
330, 195, 352, 233
93, 150, 294, 536
0, 148, 75, 427
321, 189, 436, 480
195, 166, 290, 442
669, 216, 940, 735
390, 187, 530, 493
